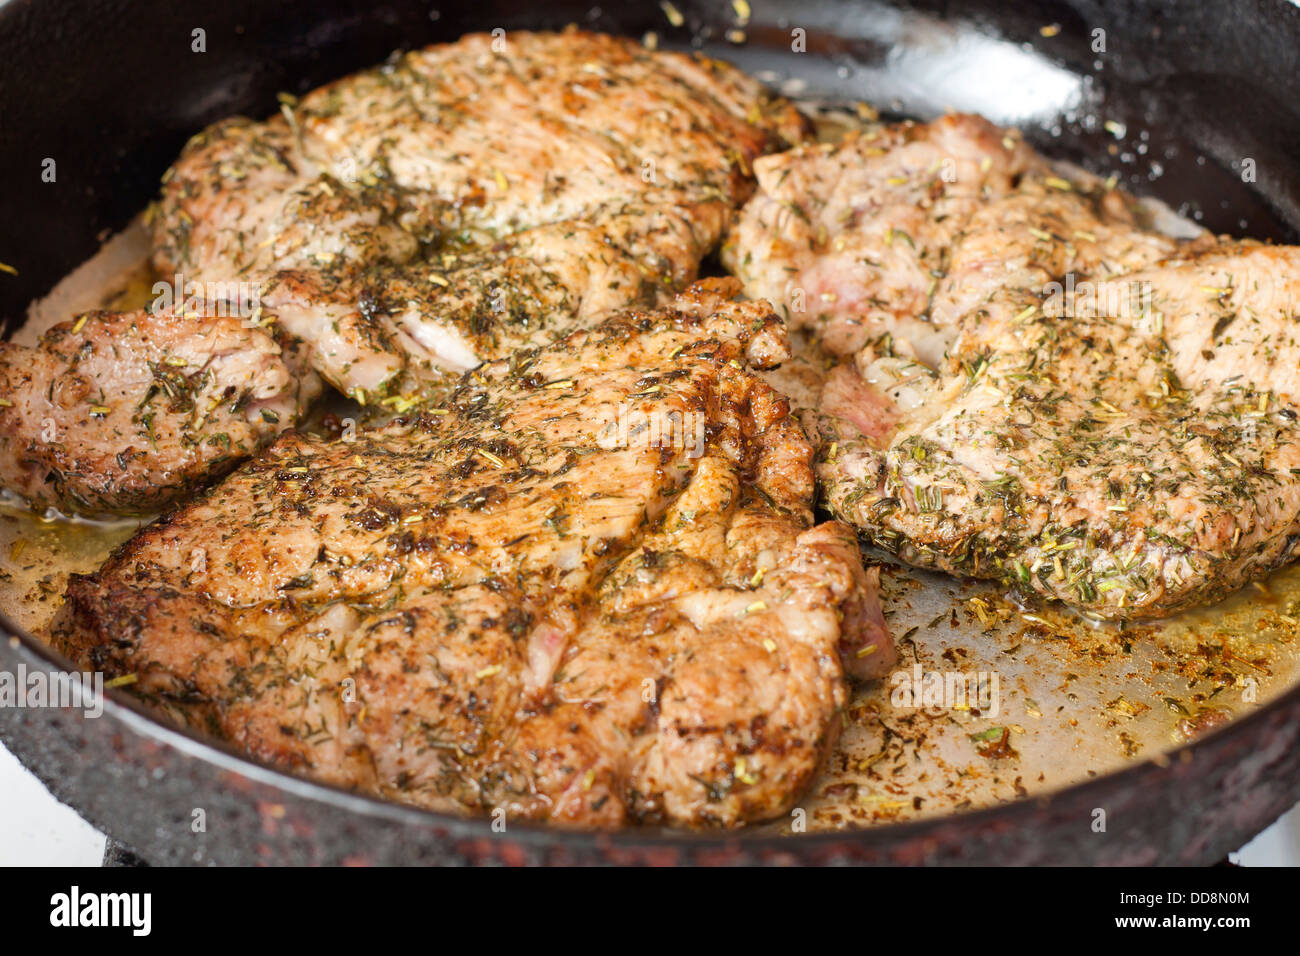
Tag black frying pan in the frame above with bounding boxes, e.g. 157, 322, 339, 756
2, 0, 1300, 865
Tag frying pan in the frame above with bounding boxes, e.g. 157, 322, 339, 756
2, 0, 1300, 865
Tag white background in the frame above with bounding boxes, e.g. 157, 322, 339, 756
1, 738, 1297, 865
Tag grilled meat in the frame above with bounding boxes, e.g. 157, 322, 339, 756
821, 241, 1300, 618
54, 282, 891, 827
151, 115, 422, 284
0, 307, 313, 515
155, 29, 809, 400
742, 114, 1300, 617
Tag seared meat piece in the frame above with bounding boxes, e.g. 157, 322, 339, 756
0, 308, 313, 515
55, 282, 891, 827
928, 172, 1185, 344
820, 235, 1300, 618
285, 30, 806, 240
154, 29, 809, 399
724, 114, 1040, 358
738, 111, 1300, 618
6, 30, 805, 514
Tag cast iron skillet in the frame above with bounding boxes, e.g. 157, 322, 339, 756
2, 0, 1300, 865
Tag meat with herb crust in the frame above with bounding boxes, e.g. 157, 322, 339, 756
0, 307, 314, 515
54, 282, 891, 827
154, 28, 810, 402
3, 29, 807, 515
766, 115, 1300, 617
723, 113, 1041, 359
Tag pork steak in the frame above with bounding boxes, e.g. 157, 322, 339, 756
0, 307, 314, 515
731, 113, 1300, 618
54, 282, 892, 827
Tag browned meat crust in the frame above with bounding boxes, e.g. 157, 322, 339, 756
54, 282, 891, 827
732, 113, 1300, 618
2, 31, 808, 515
0, 308, 314, 515
154, 28, 811, 399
